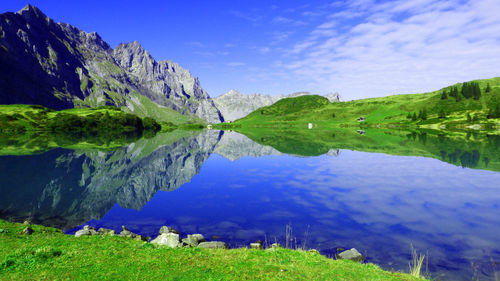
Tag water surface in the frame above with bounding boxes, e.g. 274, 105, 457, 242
1, 129, 499, 280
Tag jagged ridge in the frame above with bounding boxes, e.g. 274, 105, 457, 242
0, 5, 223, 123
213, 90, 341, 122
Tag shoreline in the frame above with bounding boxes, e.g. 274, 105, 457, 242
0, 219, 424, 280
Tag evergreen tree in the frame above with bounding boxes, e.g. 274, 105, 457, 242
406, 112, 412, 119
438, 109, 446, 118
466, 112, 472, 123
487, 104, 500, 119
418, 109, 423, 119
473, 82, 481, 100
441, 91, 448, 100
486, 83, 491, 93
421, 108, 428, 120
411, 112, 417, 121
461, 82, 469, 99
456, 91, 462, 102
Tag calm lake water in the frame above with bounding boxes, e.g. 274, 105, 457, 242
1, 129, 500, 280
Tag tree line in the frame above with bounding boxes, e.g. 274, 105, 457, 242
440, 81, 482, 101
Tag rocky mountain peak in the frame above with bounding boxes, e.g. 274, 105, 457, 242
1, 5, 223, 123
17, 4, 45, 18
221, 89, 243, 98
324, 92, 342, 102
16, 4, 53, 27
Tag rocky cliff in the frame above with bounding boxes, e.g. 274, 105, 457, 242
0, 5, 223, 123
213, 90, 341, 122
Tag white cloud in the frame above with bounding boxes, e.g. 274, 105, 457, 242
283, 0, 500, 100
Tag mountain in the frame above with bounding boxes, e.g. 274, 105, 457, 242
213, 89, 341, 122
0, 5, 223, 123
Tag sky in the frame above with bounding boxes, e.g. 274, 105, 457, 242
2, 0, 500, 100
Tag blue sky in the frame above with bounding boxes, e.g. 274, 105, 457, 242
2, 0, 500, 100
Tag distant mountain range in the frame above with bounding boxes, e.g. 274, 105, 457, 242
0, 5, 341, 123
214, 90, 341, 122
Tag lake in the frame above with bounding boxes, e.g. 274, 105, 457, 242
1, 129, 499, 280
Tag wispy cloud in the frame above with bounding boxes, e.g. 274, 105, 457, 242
187, 41, 204, 48
193, 51, 215, 57
282, 0, 500, 100
272, 16, 307, 26
226, 62, 246, 67
258, 47, 270, 54
229, 10, 262, 22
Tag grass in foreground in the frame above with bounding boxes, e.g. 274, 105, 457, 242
0, 220, 421, 281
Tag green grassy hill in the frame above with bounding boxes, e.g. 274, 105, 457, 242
234, 77, 500, 129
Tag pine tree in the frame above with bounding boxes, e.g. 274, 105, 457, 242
407, 112, 411, 119
421, 108, 428, 120
441, 91, 448, 100
438, 109, 446, 118
486, 83, 491, 93
488, 104, 500, 119
412, 112, 417, 121
461, 82, 469, 99
473, 82, 481, 100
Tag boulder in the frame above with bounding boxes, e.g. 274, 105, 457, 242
198, 241, 228, 249
21, 227, 34, 235
250, 243, 263, 250
119, 226, 146, 241
98, 228, 116, 236
74, 225, 98, 237
159, 226, 180, 235
75, 229, 92, 237
182, 234, 206, 247
336, 248, 364, 263
151, 233, 181, 248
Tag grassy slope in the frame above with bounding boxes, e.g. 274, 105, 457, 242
121, 93, 205, 125
235, 77, 500, 129
235, 127, 500, 173
0, 220, 420, 281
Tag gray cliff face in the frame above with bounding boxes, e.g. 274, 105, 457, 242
213, 90, 342, 122
0, 5, 223, 122
112, 42, 223, 123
